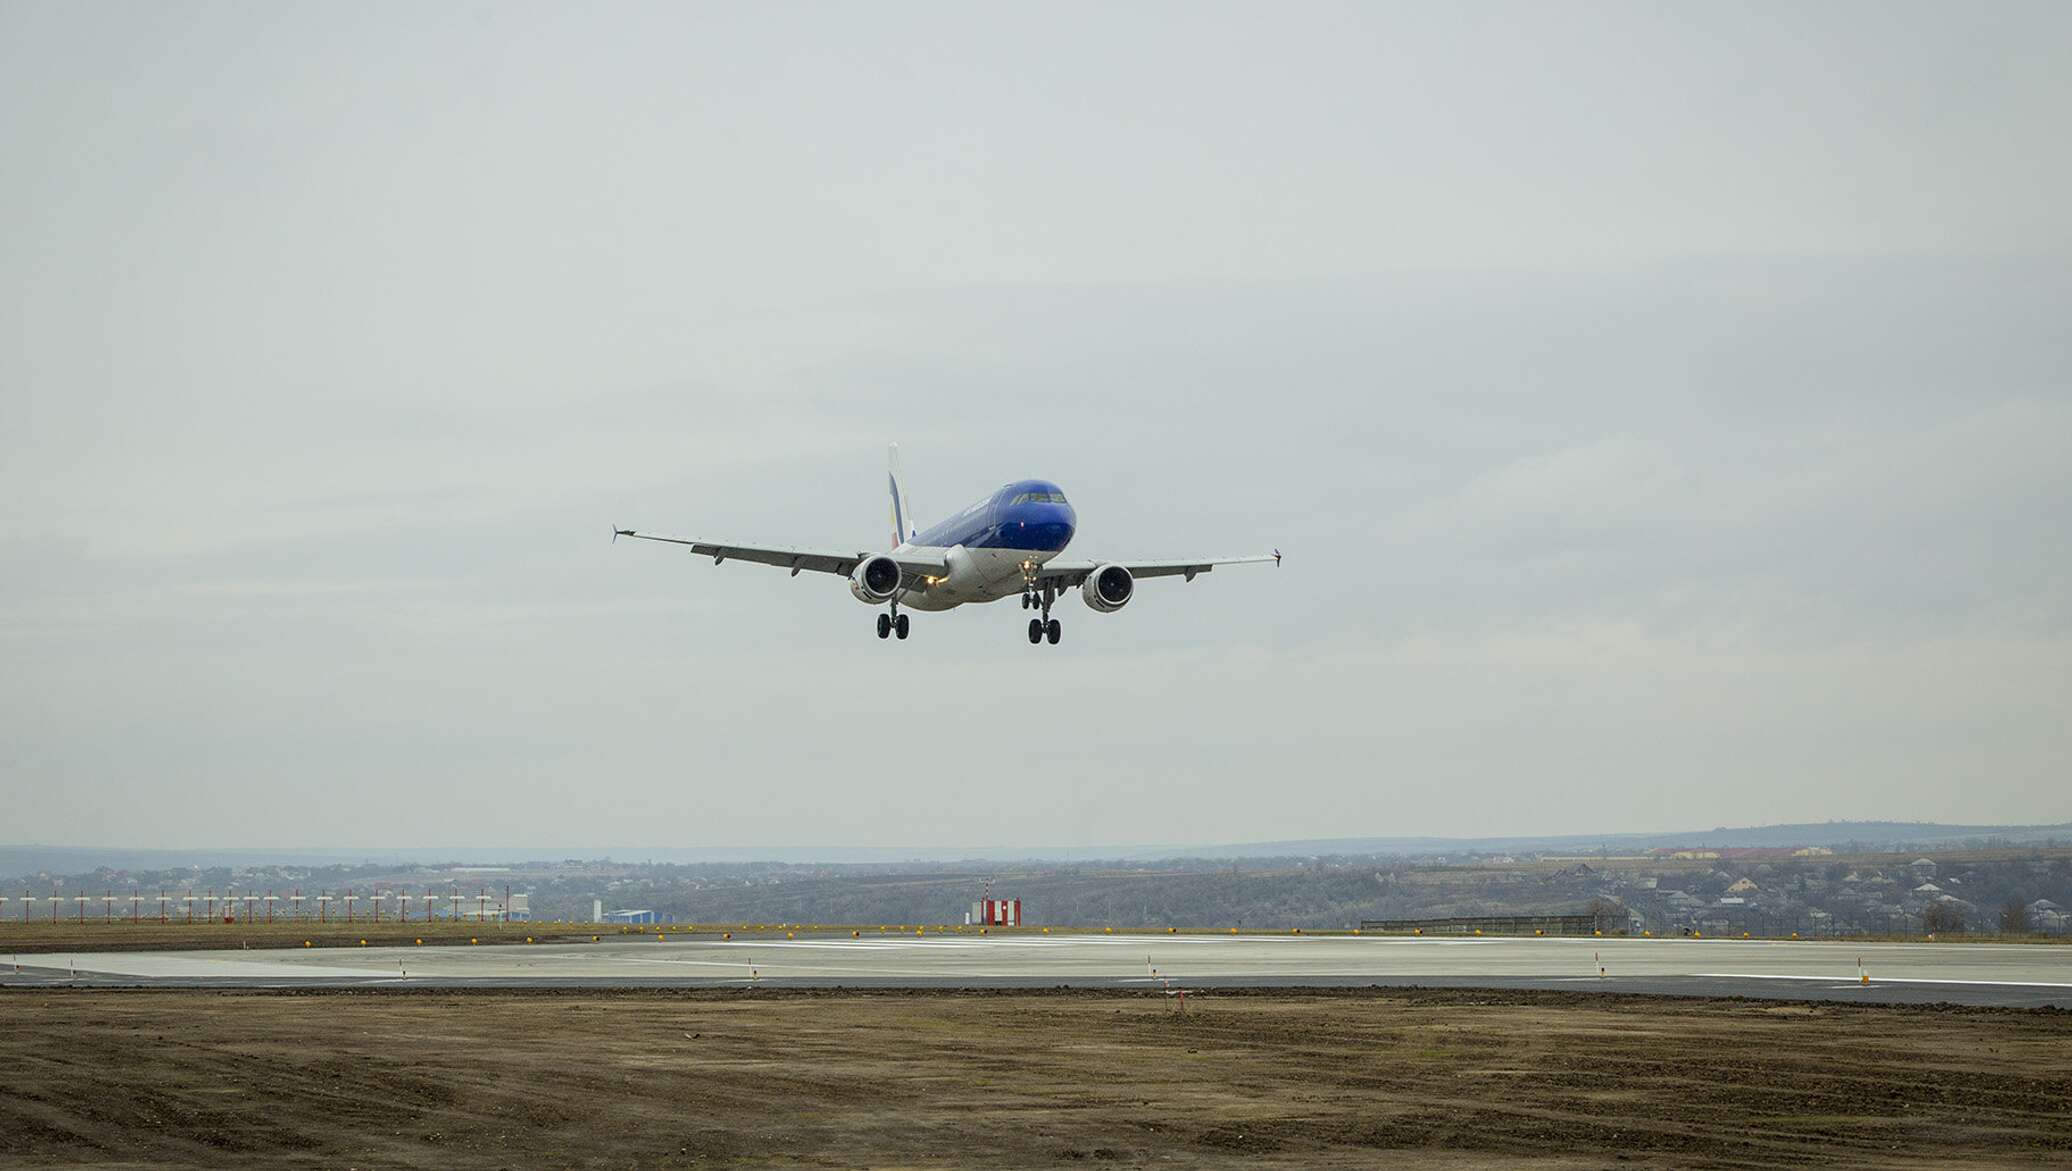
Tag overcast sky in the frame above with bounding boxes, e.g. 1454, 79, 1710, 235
3, 2, 2068, 851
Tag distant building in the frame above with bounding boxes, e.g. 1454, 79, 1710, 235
602, 909, 661, 925
1654, 847, 1802, 862
1725, 878, 1760, 894
1909, 858, 1939, 878
448, 892, 529, 921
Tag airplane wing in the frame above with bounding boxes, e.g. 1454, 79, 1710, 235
613, 530, 947, 580
1035, 551, 1280, 588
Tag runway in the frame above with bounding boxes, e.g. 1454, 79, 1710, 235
6, 932, 2070, 1006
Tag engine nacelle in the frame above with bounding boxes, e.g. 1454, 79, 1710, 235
849, 554, 903, 603
1080, 563, 1134, 613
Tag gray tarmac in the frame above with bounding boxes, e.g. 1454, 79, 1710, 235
6, 932, 2070, 1006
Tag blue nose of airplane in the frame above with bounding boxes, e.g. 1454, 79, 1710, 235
1012, 503, 1076, 552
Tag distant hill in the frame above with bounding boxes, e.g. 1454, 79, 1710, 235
1153, 820, 2072, 860
3, 820, 2068, 879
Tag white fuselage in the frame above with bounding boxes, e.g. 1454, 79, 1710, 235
892, 544, 1064, 611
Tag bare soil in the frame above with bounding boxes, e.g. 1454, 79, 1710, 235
1, 988, 2067, 1169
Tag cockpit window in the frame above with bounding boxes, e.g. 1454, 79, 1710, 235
1011, 491, 1069, 505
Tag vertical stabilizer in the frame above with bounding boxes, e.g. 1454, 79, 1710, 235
887, 443, 915, 548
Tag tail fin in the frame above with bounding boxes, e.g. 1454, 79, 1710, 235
887, 443, 915, 548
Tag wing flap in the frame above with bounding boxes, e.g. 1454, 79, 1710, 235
1036, 552, 1278, 588
614, 531, 857, 577
614, 530, 950, 581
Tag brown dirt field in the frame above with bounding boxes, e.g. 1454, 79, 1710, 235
1, 989, 2067, 1169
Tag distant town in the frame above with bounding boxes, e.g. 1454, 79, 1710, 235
5, 823, 2068, 937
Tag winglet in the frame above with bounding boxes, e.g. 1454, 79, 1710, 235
1273, 548, 1282, 566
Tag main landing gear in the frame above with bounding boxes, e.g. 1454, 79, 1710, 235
1023, 582, 1061, 645
876, 607, 909, 640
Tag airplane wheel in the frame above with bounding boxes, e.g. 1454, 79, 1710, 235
877, 614, 891, 639
1046, 619, 1061, 645
1027, 618, 1043, 644
894, 614, 909, 640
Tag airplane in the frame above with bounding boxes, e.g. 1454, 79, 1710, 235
615, 445, 1278, 645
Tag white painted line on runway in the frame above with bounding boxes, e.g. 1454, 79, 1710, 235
558, 957, 777, 970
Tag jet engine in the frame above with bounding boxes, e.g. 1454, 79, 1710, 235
849, 554, 903, 603
1080, 563, 1134, 613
